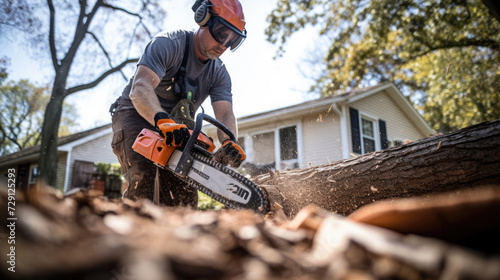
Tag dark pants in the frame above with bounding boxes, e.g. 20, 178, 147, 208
111, 109, 198, 207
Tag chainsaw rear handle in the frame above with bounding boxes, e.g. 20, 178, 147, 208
175, 113, 236, 176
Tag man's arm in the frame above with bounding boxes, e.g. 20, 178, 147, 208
212, 100, 238, 144
129, 65, 164, 125
212, 100, 246, 167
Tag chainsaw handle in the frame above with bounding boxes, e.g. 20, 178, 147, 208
194, 113, 236, 142
175, 113, 236, 176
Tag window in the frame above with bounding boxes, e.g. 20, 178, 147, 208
361, 118, 376, 154
252, 132, 275, 166
29, 165, 39, 184
279, 126, 297, 161
250, 124, 300, 170
279, 126, 299, 169
350, 108, 388, 155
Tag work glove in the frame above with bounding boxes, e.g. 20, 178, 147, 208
213, 140, 246, 168
154, 112, 190, 146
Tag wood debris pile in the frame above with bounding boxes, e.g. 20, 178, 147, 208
1, 185, 499, 280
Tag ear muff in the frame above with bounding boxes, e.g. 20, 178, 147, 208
193, 0, 212, 27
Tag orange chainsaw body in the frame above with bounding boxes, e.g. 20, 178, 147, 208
132, 128, 216, 167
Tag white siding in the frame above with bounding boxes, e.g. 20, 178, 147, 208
234, 111, 343, 168
56, 153, 67, 191
349, 90, 427, 147
71, 133, 116, 162
302, 110, 343, 167
66, 133, 118, 188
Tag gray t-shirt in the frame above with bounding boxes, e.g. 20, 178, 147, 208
118, 30, 232, 113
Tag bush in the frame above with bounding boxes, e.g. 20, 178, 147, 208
93, 162, 123, 198
95, 162, 123, 179
197, 191, 224, 211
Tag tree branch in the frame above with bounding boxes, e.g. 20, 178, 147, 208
408, 39, 499, 60
47, 0, 59, 70
101, 3, 154, 38
101, 3, 143, 18
87, 31, 128, 80
83, 0, 102, 31
65, 58, 138, 96
87, 31, 113, 68
63, 0, 102, 66
6, 135, 22, 151
4, 119, 22, 150
0, 123, 7, 153
127, 21, 142, 56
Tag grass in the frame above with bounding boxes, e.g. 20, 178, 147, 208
197, 191, 225, 211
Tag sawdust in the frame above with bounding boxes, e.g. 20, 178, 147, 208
1, 185, 499, 280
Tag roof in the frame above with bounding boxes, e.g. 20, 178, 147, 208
238, 83, 389, 122
0, 123, 112, 167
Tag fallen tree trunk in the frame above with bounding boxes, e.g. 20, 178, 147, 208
257, 119, 500, 218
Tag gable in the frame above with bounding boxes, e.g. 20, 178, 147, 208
349, 89, 428, 142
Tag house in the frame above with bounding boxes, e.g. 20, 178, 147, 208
0, 124, 118, 193
204, 83, 434, 173
1, 83, 432, 191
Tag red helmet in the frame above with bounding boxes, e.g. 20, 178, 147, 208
192, 0, 247, 51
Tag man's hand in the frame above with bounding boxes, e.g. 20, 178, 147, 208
213, 140, 246, 168
155, 112, 190, 146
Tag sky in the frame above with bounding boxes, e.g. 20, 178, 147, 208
1, 0, 320, 131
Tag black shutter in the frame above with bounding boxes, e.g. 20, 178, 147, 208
350, 108, 361, 154
379, 119, 388, 149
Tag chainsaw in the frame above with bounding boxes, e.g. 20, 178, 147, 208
132, 113, 269, 213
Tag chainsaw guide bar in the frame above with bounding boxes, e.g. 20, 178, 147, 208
168, 150, 269, 213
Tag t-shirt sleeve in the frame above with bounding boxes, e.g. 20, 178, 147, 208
209, 63, 233, 103
137, 37, 176, 79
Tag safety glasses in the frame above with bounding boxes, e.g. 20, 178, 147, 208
207, 16, 247, 51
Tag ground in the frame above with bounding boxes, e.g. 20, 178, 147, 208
1, 184, 499, 280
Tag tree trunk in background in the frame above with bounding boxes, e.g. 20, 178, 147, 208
258, 119, 500, 218
38, 84, 65, 187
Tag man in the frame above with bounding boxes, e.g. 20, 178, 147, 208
110, 0, 247, 207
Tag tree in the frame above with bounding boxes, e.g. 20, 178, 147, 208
1, 1, 167, 186
266, 0, 500, 133
0, 57, 8, 83
0, 77, 79, 155
258, 119, 500, 218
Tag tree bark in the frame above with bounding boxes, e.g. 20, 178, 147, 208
38, 83, 65, 186
257, 120, 500, 218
